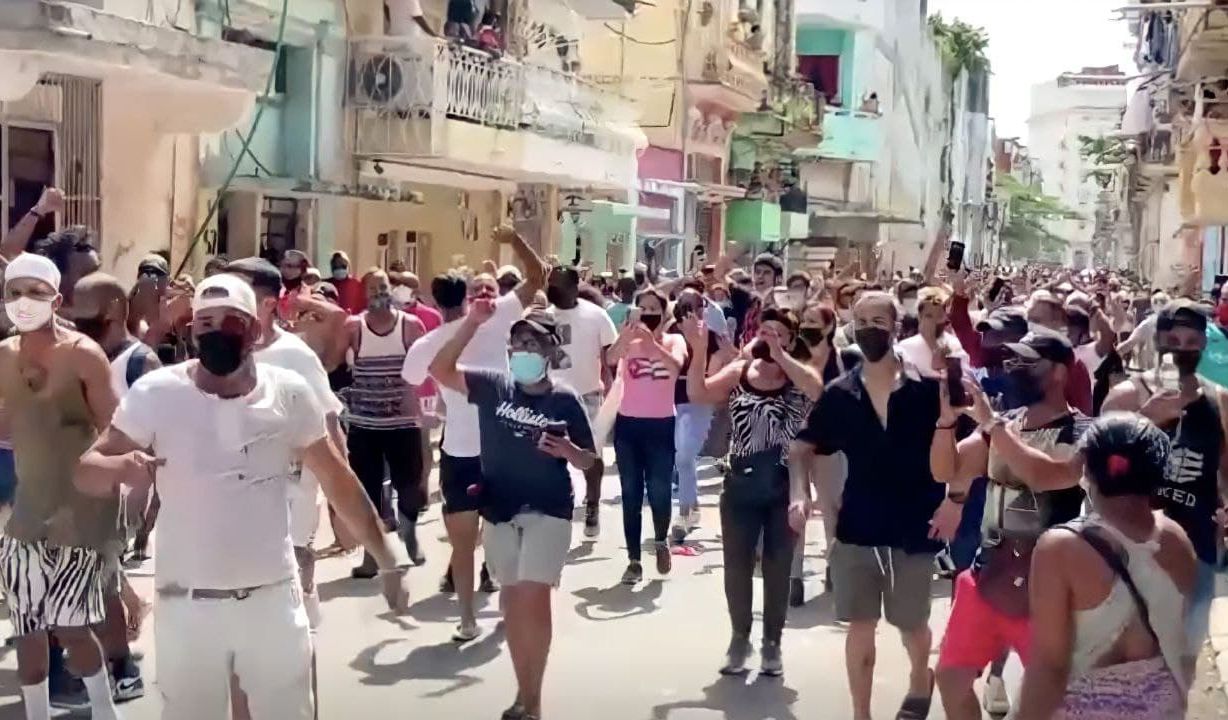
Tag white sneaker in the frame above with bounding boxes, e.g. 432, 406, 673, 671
452, 622, 481, 643
304, 591, 322, 629
983, 674, 1011, 716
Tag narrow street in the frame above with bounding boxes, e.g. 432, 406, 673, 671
0, 461, 992, 720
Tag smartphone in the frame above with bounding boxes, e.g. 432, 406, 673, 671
544, 420, 567, 438
947, 357, 970, 407
946, 241, 966, 271
987, 276, 1006, 302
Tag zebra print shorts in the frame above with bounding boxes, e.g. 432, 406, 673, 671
0, 537, 105, 636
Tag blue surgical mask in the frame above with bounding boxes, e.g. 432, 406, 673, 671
509, 351, 547, 384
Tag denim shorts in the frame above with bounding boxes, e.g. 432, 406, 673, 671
0, 448, 15, 507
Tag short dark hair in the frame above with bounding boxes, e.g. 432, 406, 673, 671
752, 253, 783, 277
635, 287, 668, 312
786, 271, 811, 290
1082, 414, 1171, 498
431, 271, 468, 310
225, 257, 282, 298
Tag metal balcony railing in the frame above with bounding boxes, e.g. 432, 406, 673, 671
347, 36, 636, 156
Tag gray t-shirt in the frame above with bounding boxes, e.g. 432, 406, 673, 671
464, 369, 595, 522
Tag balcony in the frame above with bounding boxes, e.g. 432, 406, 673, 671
798, 109, 882, 163
347, 37, 643, 190
1177, 6, 1228, 81
691, 35, 769, 112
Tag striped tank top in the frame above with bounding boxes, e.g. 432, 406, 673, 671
346, 311, 420, 430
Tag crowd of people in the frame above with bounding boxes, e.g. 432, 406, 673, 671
0, 185, 1226, 720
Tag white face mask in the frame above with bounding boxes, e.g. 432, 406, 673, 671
901, 298, 919, 315
391, 286, 415, 306
5, 297, 54, 332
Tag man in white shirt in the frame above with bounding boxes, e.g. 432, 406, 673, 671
895, 286, 968, 378
401, 227, 545, 641
74, 274, 407, 720
545, 265, 616, 537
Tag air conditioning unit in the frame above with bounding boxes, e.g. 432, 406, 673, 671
349, 50, 408, 107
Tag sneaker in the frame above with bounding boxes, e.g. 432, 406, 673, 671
501, 704, 526, 720
760, 641, 784, 677
111, 656, 145, 702
402, 522, 426, 566
654, 541, 672, 575
452, 622, 481, 643
583, 503, 600, 539
440, 567, 455, 595
49, 675, 89, 711
789, 577, 805, 607
479, 563, 499, 593
304, 591, 322, 629
719, 635, 752, 675
621, 561, 643, 585
983, 674, 1011, 716
671, 522, 688, 544
350, 551, 378, 579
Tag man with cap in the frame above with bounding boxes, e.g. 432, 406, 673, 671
930, 332, 1090, 720
0, 253, 123, 720
430, 302, 597, 720
278, 249, 312, 324
74, 272, 408, 720
328, 251, 366, 315
1102, 299, 1228, 650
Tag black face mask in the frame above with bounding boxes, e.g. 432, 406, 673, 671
74, 316, 109, 344
641, 314, 662, 331
798, 327, 826, 347
853, 327, 892, 362
1007, 367, 1046, 406
1162, 348, 1202, 376
197, 331, 246, 376
750, 339, 775, 363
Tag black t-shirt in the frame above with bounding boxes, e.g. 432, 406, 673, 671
1150, 384, 1223, 564
465, 370, 595, 522
669, 329, 717, 405
796, 368, 945, 553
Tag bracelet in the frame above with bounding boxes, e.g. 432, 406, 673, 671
935, 421, 957, 430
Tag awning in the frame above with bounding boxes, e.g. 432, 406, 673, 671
0, 0, 271, 132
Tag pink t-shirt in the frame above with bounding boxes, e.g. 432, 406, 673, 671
618, 335, 686, 418
403, 301, 443, 401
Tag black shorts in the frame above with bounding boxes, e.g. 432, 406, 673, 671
440, 452, 484, 515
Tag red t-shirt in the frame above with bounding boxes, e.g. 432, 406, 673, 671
403, 301, 443, 402
332, 277, 367, 315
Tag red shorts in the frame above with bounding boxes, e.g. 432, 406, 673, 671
937, 571, 1031, 670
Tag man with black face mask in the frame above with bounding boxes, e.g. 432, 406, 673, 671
1102, 299, 1228, 650
75, 273, 408, 720
277, 250, 311, 325
790, 291, 961, 720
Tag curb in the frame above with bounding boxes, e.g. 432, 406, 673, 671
1209, 596, 1228, 686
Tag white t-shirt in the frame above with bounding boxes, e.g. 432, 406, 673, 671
402, 293, 523, 458
896, 332, 969, 379
386, 0, 424, 35
549, 299, 618, 396
113, 363, 327, 590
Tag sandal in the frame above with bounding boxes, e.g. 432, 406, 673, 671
895, 669, 935, 719
500, 704, 525, 720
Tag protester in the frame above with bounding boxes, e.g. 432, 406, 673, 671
685, 307, 821, 675
402, 226, 546, 641
740, 253, 783, 344
277, 249, 312, 324
343, 269, 428, 577
896, 286, 967, 377
1017, 415, 1195, 720
607, 287, 688, 584
75, 272, 408, 719
930, 333, 1089, 720
606, 276, 637, 328
429, 302, 598, 720
0, 253, 123, 720
328, 251, 366, 315
789, 291, 960, 720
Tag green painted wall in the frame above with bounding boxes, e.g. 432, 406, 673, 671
796, 27, 846, 56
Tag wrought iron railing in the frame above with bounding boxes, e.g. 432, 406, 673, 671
348, 36, 634, 155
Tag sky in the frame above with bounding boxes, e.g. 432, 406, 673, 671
927, 0, 1135, 141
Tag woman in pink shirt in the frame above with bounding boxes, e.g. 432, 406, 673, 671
608, 288, 687, 585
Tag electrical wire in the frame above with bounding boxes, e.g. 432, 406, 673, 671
602, 22, 676, 45
172, 0, 289, 277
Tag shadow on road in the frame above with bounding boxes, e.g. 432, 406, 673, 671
783, 591, 838, 630
350, 623, 506, 697
406, 592, 498, 624
572, 579, 665, 621
650, 675, 800, 720
317, 574, 382, 602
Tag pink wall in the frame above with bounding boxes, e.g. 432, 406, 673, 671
638, 146, 683, 182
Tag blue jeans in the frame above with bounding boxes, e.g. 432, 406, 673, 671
674, 403, 714, 513
1187, 560, 1216, 650
950, 477, 988, 572
0, 448, 14, 507
614, 415, 675, 562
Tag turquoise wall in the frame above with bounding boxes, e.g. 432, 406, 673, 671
795, 26, 856, 109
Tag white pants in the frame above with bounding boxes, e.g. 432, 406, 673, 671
289, 467, 322, 548
156, 580, 313, 720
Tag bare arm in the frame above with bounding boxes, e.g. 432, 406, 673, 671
1016, 532, 1075, 720
428, 312, 484, 395
2, 187, 61, 261
788, 439, 816, 506
75, 426, 154, 498
687, 351, 742, 406
982, 421, 1082, 491
76, 338, 120, 431
775, 348, 823, 401
302, 437, 397, 570
497, 227, 547, 310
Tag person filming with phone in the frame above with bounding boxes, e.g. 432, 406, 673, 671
930, 332, 1090, 719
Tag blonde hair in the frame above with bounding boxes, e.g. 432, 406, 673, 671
917, 286, 950, 308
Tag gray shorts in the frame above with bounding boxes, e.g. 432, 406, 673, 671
483, 512, 571, 587
829, 541, 934, 631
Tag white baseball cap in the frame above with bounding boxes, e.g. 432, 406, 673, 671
193, 273, 258, 318
5, 252, 61, 293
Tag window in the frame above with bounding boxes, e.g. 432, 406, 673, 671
0, 125, 56, 247
259, 196, 302, 265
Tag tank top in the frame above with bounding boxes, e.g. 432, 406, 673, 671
727, 364, 811, 464
1, 339, 117, 550
346, 312, 420, 430
1135, 377, 1223, 564
670, 329, 718, 405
